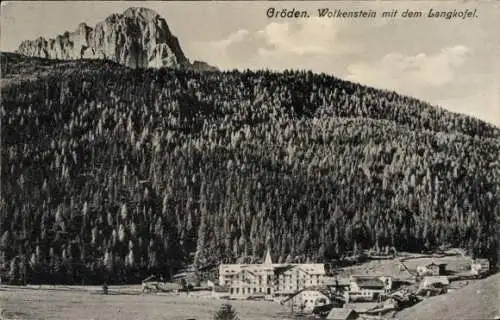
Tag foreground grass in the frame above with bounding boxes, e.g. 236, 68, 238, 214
397, 272, 500, 320
0, 286, 290, 320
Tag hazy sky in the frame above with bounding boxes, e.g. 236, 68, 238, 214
1, 1, 499, 126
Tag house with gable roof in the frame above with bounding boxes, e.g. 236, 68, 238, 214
417, 262, 447, 276
281, 287, 331, 313
347, 275, 393, 302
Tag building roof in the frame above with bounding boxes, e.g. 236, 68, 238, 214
323, 276, 350, 287
171, 272, 193, 279
219, 264, 271, 276
142, 275, 160, 282
219, 263, 325, 275
239, 268, 257, 278
276, 264, 326, 275
473, 258, 490, 264
274, 265, 296, 275
199, 263, 218, 271
426, 262, 447, 267
353, 277, 385, 289
297, 264, 325, 275
326, 308, 357, 320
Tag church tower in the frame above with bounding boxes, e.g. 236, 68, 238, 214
264, 249, 273, 265
262, 249, 274, 296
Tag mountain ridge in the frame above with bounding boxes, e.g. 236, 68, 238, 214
15, 7, 217, 71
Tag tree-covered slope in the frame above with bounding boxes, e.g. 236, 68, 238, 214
1, 53, 498, 284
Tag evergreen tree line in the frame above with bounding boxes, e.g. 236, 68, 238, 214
1, 55, 499, 284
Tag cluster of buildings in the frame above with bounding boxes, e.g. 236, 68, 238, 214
154, 249, 492, 319
217, 250, 399, 313
214, 251, 492, 316
414, 258, 490, 278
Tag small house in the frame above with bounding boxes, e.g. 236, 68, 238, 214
427, 262, 446, 276
171, 267, 198, 287
323, 276, 350, 294
471, 259, 490, 276
350, 275, 392, 292
142, 275, 162, 292
282, 288, 331, 313
326, 308, 359, 320
417, 276, 449, 296
348, 276, 386, 302
417, 262, 446, 276
420, 276, 449, 288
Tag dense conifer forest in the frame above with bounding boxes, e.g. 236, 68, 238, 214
1, 53, 499, 284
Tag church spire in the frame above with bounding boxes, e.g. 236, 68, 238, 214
264, 249, 273, 265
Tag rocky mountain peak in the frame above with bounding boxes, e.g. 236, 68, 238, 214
123, 7, 160, 21
16, 7, 216, 71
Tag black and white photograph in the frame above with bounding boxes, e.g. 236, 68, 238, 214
0, 1, 499, 319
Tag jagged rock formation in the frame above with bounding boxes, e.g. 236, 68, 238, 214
16, 7, 215, 70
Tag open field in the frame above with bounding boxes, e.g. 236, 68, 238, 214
336, 252, 474, 279
0, 286, 290, 320
0, 253, 489, 320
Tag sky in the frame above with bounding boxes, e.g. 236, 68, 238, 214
1, 1, 499, 126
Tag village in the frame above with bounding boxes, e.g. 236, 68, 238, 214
136, 248, 493, 320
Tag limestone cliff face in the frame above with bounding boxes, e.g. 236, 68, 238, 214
17, 7, 193, 69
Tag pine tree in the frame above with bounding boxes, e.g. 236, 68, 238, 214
214, 304, 239, 320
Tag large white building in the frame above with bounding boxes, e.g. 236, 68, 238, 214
218, 250, 326, 299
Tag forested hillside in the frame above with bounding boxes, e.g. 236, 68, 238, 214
1, 53, 499, 284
